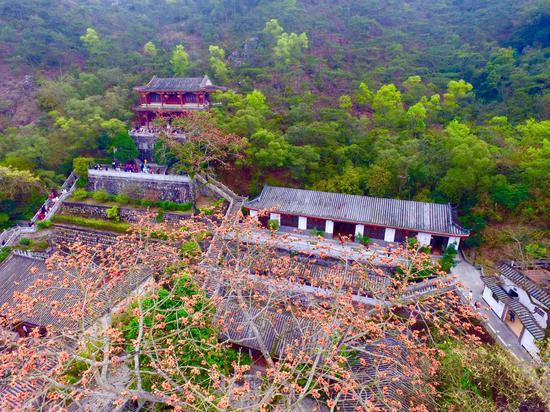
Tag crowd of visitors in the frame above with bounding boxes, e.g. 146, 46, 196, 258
93, 160, 164, 175
130, 125, 186, 138
35, 188, 68, 221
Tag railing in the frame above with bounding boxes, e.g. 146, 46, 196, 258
0, 173, 78, 249
12, 249, 49, 260
136, 103, 210, 110
88, 168, 191, 183
196, 174, 242, 203
31, 172, 78, 224
129, 129, 186, 140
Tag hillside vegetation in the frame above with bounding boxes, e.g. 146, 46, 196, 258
0, 0, 548, 260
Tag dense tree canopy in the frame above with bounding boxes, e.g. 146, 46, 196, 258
0, 0, 547, 243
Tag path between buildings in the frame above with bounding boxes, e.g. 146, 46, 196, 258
451, 257, 534, 364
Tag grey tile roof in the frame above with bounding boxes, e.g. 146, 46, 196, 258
245, 186, 470, 236
136, 75, 214, 91
499, 263, 550, 307
483, 276, 546, 340
0, 254, 149, 332
216, 299, 321, 357
338, 337, 435, 412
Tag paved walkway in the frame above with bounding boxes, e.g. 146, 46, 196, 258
451, 257, 533, 364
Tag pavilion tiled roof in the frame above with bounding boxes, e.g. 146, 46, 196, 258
244, 186, 470, 237
136, 75, 215, 92
499, 262, 550, 307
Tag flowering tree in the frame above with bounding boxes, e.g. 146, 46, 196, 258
0, 213, 547, 410
156, 111, 245, 209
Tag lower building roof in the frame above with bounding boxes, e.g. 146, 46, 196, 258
244, 186, 470, 237
499, 263, 550, 307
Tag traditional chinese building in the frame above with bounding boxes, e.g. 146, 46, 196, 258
482, 261, 549, 359
130, 75, 222, 159
133, 75, 220, 125
244, 185, 470, 250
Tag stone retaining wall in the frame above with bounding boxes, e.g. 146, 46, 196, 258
87, 169, 193, 203
60, 202, 191, 224
52, 224, 120, 248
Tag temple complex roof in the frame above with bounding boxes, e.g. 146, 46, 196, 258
244, 185, 470, 237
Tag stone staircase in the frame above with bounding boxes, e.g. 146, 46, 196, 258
0, 172, 78, 250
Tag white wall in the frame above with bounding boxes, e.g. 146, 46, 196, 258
250, 209, 258, 217
355, 224, 364, 238
520, 330, 541, 360
384, 228, 395, 242
325, 220, 334, 236
417, 232, 432, 246
298, 216, 307, 230
502, 278, 548, 329
447, 236, 460, 248
482, 285, 506, 319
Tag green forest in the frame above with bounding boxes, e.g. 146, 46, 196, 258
0, 0, 548, 261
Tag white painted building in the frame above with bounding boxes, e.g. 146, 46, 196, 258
244, 185, 470, 251
482, 262, 550, 360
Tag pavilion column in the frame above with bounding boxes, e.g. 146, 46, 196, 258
355, 224, 364, 240
417, 232, 432, 246
447, 237, 460, 249
298, 216, 307, 230
179, 94, 184, 105
384, 228, 396, 242
325, 220, 334, 238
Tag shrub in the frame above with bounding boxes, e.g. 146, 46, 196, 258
310, 228, 325, 237
19, 238, 31, 246
158, 200, 193, 212
356, 234, 371, 245
150, 230, 168, 240
92, 189, 111, 202
105, 206, 120, 222
268, 219, 280, 230
52, 215, 129, 233
407, 237, 418, 248
0, 246, 12, 263
440, 245, 458, 273
31, 240, 49, 251
72, 189, 90, 201
156, 211, 165, 223
73, 157, 93, 181
181, 240, 201, 257
114, 194, 130, 204
0, 212, 10, 228
36, 219, 53, 230
198, 207, 213, 216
